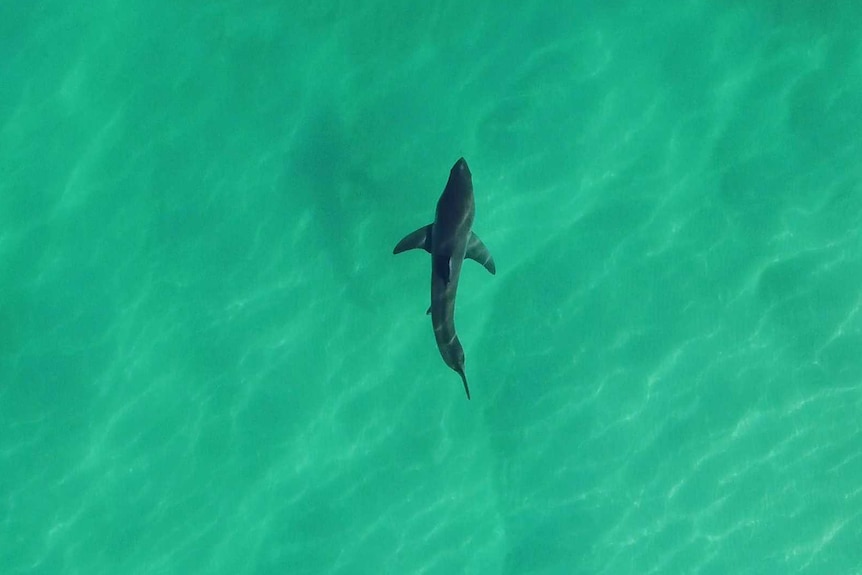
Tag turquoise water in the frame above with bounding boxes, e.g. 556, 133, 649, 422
2, 1, 861, 573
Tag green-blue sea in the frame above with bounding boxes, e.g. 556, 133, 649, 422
2, 2, 861, 573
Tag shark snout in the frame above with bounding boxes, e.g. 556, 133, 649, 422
453, 157, 471, 178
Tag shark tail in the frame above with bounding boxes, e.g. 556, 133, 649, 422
457, 368, 471, 400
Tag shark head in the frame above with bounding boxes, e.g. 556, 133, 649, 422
452, 157, 471, 181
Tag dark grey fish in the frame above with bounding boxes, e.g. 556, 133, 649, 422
394, 158, 496, 399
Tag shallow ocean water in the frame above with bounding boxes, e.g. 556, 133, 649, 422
2, 1, 861, 574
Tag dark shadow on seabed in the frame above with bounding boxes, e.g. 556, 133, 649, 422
287, 101, 386, 308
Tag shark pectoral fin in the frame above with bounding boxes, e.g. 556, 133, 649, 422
466, 232, 496, 275
393, 224, 432, 255
426, 305, 431, 315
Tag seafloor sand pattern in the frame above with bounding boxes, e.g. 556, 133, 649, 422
2, 1, 861, 574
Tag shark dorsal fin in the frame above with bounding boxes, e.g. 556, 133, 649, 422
433, 255, 452, 284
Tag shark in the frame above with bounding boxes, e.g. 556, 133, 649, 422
393, 158, 496, 399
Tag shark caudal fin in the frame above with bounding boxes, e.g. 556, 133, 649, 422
393, 225, 432, 254
456, 368, 471, 400
466, 232, 496, 274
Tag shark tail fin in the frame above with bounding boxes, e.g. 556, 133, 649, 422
393, 225, 432, 254
457, 368, 471, 400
